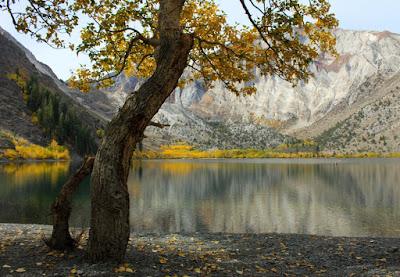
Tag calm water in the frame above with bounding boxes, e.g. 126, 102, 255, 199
0, 159, 399, 237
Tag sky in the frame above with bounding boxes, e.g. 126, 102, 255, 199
1, 0, 399, 80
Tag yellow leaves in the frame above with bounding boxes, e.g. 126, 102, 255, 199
255, 265, 268, 273
0, 130, 70, 161
52, 0, 337, 98
181, 0, 337, 95
68, 69, 92, 93
134, 141, 397, 160
31, 114, 39, 125
4, 140, 70, 161
69, 267, 81, 277
47, 250, 65, 258
114, 263, 135, 273
159, 257, 168, 264
194, 267, 201, 273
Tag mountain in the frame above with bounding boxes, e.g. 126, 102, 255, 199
103, 29, 400, 152
0, 26, 105, 155
1, 27, 399, 153
318, 72, 400, 152
177, 30, 400, 132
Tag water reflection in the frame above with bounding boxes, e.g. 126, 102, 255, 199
0, 162, 90, 226
1, 162, 69, 187
0, 159, 399, 237
128, 159, 400, 237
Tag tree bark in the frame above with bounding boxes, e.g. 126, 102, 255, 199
86, 0, 193, 262
46, 157, 95, 250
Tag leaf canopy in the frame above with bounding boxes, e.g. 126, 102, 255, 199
3, 0, 338, 94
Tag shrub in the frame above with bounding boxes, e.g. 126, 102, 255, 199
1, 132, 70, 161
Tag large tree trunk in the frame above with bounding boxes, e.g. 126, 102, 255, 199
46, 157, 95, 250
86, 0, 193, 262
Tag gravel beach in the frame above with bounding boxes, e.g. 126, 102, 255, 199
0, 224, 399, 276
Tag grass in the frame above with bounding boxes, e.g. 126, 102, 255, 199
0, 131, 70, 161
132, 143, 400, 160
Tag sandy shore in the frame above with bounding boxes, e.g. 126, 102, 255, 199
0, 224, 399, 276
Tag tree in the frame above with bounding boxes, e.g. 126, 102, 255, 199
3, 0, 338, 262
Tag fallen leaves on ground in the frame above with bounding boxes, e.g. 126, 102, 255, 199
159, 257, 168, 264
114, 263, 135, 273
1, 226, 400, 276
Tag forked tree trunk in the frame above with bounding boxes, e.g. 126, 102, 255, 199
46, 157, 95, 250
87, 0, 193, 262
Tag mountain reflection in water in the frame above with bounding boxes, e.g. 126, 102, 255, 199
0, 159, 399, 237
128, 159, 400, 236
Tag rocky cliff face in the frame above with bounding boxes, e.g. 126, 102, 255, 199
2, 27, 399, 152
174, 30, 400, 134
103, 29, 400, 151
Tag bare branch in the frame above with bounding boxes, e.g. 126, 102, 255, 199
148, 121, 170, 129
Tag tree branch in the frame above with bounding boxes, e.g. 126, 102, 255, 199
46, 156, 95, 250
238, 0, 273, 51
108, 27, 160, 46
148, 121, 170, 129
91, 35, 139, 83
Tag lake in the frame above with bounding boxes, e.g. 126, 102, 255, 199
0, 159, 399, 237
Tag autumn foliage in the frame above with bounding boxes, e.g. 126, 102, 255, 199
0, 132, 70, 161
5, 0, 338, 95
133, 143, 400, 159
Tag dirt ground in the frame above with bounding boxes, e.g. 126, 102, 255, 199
0, 224, 400, 276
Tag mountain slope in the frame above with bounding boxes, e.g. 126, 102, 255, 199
0, 27, 106, 155
174, 30, 400, 135
2, 27, 399, 153
318, 73, 400, 152
0, 29, 49, 146
101, 29, 400, 151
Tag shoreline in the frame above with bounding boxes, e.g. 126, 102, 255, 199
1, 156, 400, 163
1, 224, 399, 276
0, 159, 70, 163
133, 155, 400, 160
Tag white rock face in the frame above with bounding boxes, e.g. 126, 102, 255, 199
173, 29, 400, 131
101, 29, 400, 148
